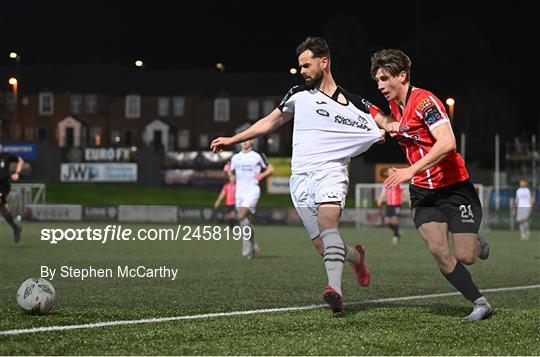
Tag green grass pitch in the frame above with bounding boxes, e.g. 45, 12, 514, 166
0, 222, 539, 355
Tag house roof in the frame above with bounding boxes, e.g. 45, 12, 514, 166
0, 65, 300, 98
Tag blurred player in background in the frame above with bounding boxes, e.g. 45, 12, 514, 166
214, 162, 237, 229
229, 140, 273, 259
0, 145, 24, 243
212, 37, 395, 314
371, 49, 492, 321
377, 168, 403, 244
514, 178, 534, 240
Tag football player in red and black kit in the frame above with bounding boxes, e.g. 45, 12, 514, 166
370, 49, 491, 321
0, 145, 24, 243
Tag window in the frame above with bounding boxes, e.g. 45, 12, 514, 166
158, 97, 170, 117
198, 133, 209, 148
111, 130, 121, 144
247, 100, 259, 120
90, 127, 102, 146
38, 92, 54, 115
125, 95, 141, 119
123, 129, 134, 146
24, 127, 34, 141
262, 99, 274, 116
38, 128, 47, 141
70, 94, 82, 114
11, 124, 22, 140
84, 94, 98, 114
173, 96, 185, 117
267, 133, 280, 153
214, 98, 229, 122
177, 129, 190, 149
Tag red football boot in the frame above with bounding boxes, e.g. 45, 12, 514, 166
322, 285, 343, 314
350, 244, 370, 287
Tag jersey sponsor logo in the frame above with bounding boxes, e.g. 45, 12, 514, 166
396, 132, 419, 142
424, 106, 442, 125
333, 115, 372, 131
417, 98, 434, 112
316, 109, 330, 117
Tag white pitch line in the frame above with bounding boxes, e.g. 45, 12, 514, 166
1, 284, 539, 336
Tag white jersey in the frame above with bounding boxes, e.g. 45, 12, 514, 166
230, 150, 268, 193
279, 85, 382, 174
516, 187, 532, 208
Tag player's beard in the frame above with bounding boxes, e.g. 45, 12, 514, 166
304, 69, 324, 89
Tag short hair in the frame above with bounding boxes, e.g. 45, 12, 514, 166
371, 49, 412, 82
296, 37, 331, 59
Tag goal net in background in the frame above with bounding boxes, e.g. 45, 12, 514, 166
354, 183, 488, 230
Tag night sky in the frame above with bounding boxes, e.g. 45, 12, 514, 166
1, 1, 534, 71
1, 0, 537, 166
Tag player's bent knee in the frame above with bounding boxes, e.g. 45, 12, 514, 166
456, 253, 477, 265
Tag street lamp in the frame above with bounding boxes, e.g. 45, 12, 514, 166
289, 68, 298, 75
445, 97, 455, 120
216, 63, 225, 72
9, 52, 21, 65
8, 77, 18, 104
445, 97, 466, 159
135, 60, 144, 68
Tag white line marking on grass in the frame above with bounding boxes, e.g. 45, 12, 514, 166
1, 284, 538, 336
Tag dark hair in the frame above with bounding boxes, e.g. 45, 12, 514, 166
296, 37, 331, 59
371, 49, 412, 82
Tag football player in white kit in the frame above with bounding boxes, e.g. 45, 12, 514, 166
229, 139, 273, 259
211, 37, 396, 314
514, 179, 535, 240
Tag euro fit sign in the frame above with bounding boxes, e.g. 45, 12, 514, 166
60, 163, 137, 182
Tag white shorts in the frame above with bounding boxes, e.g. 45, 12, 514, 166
236, 189, 260, 214
290, 166, 349, 239
516, 207, 531, 222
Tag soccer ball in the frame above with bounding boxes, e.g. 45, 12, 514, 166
16, 278, 57, 315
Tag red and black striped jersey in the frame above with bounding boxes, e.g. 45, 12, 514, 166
389, 87, 469, 189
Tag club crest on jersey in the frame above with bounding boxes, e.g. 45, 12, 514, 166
417, 98, 434, 112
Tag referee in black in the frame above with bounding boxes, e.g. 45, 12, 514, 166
0, 145, 24, 243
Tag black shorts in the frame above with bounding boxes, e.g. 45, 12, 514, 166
385, 205, 400, 217
0, 183, 11, 204
409, 179, 482, 233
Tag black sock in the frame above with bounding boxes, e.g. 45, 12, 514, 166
1, 207, 18, 230
442, 262, 482, 302
389, 224, 399, 236
228, 219, 236, 229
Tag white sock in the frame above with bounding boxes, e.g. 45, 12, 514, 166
344, 245, 360, 265
239, 218, 253, 255
321, 228, 345, 296
524, 222, 530, 238
519, 223, 525, 238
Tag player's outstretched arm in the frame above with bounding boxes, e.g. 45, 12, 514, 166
385, 123, 456, 188
373, 112, 399, 133
214, 187, 226, 208
376, 187, 387, 207
11, 156, 24, 182
256, 164, 274, 181
211, 109, 293, 152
